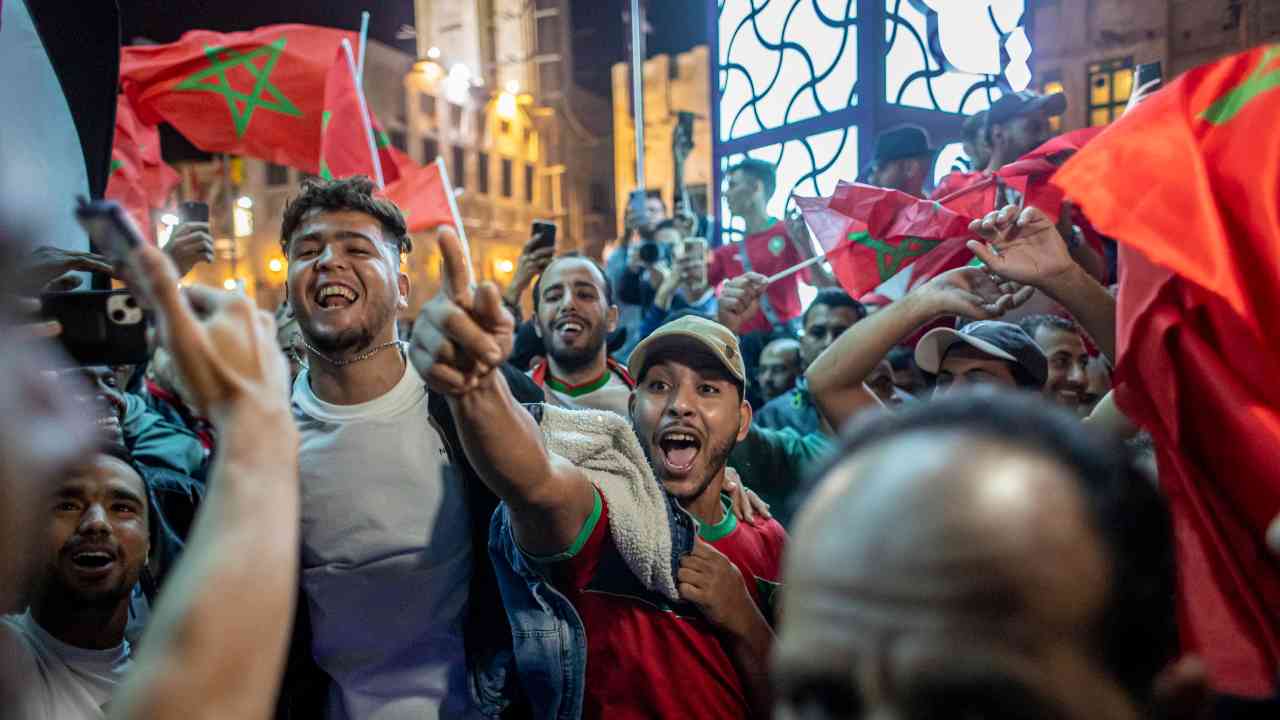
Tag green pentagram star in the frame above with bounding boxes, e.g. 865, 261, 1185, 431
849, 231, 942, 280
175, 37, 302, 138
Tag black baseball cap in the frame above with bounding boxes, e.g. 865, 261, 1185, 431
874, 126, 935, 166
986, 90, 1067, 127
915, 320, 1047, 388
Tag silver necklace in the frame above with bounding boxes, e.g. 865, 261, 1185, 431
301, 338, 406, 367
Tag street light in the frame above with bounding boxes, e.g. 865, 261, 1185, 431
427, 46, 441, 59
223, 278, 238, 291
268, 258, 284, 274
236, 195, 253, 209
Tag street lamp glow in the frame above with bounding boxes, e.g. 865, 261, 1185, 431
495, 258, 515, 274
223, 278, 238, 291
160, 213, 179, 226
496, 90, 518, 121
236, 195, 253, 209
505, 80, 520, 94
427, 46, 441, 60
268, 258, 284, 273
445, 63, 473, 104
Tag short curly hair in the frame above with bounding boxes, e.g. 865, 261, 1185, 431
280, 175, 413, 256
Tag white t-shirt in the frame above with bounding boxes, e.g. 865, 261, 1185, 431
530, 366, 633, 418
0, 612, 131, 719
293, 360, 477, 720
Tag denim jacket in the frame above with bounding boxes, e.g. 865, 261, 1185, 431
487, 404, 698, 720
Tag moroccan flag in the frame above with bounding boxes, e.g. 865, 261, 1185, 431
381, 154, 456, 233
319, 40, 397, 185
796, 181, 978, 299
1054, 44, 1280, 697
997, 127, 1105, 223
120, 24, 354, 175
106, 95, 179, 243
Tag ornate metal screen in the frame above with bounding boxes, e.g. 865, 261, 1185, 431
711, 0, 1033, 241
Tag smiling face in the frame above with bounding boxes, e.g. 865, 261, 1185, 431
534, 257, 618, 375
39, 453, 148, 612
1034, 326, 1090, 411
286, 209, 408, 359
629, 345, 751, 504
64, 366, 128, 449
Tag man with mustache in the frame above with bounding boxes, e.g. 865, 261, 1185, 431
0, 447, 149, 718
412, 229, 788, 719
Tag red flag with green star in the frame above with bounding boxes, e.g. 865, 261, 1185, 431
1054, 44, 1280, 698
120, 24, 354, 175
318, 40, 398, 186
795, 181, 977, 299
105, 94, 179, 243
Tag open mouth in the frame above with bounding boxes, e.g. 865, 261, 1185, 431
314, 283, 359, 309
555, 317, 587, 341
657, 428, 702, 475
69, 548, 117, 575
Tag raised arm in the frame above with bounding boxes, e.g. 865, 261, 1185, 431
969, 205, 1117, 363
110, 245, 299, 720
411, 227, 595, 556
807, 267, 1031, 428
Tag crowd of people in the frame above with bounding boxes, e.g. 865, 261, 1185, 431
2, 66, 1278, 720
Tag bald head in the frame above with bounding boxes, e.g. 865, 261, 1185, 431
773, 392, 1179, 720
757, 338, 803, 402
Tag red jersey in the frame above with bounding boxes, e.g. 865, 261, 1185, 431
709, 219, 807, 333
930, 170, 986, 201
550, 491, 786, 720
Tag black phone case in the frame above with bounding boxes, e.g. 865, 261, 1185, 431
40, 290, 150, 366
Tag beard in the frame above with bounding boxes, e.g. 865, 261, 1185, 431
299, 296, 395, 359
636, 426, 738, 504
40, 559, 138, 614
543, 322, 607, 374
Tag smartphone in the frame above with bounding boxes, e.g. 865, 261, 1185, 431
75, 197, 142, 266
677, 111, 695, 144
41, 289, 150, 366
179, 201, 210, 224
530, 221, 557, 253
628, 189, 649, 227
1135, 61, 1162, 92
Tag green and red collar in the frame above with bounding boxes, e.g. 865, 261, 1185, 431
530, 357, 635, 397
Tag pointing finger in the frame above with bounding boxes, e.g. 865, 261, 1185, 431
436, 225, 474, 306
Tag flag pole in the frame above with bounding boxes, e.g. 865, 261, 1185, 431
356, 11, 370, 87
766, 249, 832, 285
435, 156, 474, 288
629, 0, 646, 191
340, 38, 385, 189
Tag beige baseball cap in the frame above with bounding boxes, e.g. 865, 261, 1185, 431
627, 315, 747, 384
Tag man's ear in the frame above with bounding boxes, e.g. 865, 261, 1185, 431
606, 304, 620, 333
736, 395, 753, 442
397, 270, 411, 311
627, 390, 637, 422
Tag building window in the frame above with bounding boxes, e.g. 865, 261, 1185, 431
389, 129, 407, 152
266, 163, 289, 186
524, 163, 535, 203
423, 136, 439, 163
1086, 58, 1133, 127
1039, 70, 1065, 132
500, 157, 513, 198
499, 119, 511, 136
419, 92, 436, 119
450, 103, 464, 131
477, 152, 490, 194
451, 146, 467, 189
589, 182, 608, 212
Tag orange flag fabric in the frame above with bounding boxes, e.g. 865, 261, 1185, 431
380, 150, 456, 233
121, 24, 354, 175
1054, 44, 1280, 697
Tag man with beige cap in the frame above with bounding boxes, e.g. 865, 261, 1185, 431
411, 234, 786, 719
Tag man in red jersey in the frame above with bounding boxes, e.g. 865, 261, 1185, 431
411, 229, 786, 719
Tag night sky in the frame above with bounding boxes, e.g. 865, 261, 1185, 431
117, 0, 707, 98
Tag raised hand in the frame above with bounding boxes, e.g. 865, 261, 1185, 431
716, 272, 767, 335
127, 243, 289, 426
915, 266, 1033, 321
723, 466, 771, 524
17, 245, 116, 294
504, 236, 555, 306
410, 226, 514, 395
967, 205, 1076, 289
164, 221, 216, 277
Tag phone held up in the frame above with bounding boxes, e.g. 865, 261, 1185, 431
179, 200, 210, 224
530, 220, 557, 253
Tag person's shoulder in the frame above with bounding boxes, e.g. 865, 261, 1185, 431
0, 616, 39, 681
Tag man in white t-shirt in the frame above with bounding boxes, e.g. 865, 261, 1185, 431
0, 449, 149, 718
278, 176, 540, 719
